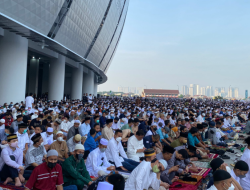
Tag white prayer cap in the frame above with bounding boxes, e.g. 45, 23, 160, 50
97, 182, 113, 190
74, 120, 81, 124
75, 144, 85, 150
159, 159, 168, 170
0, 119, 5, 123
147, 113, 150, 116
151, 123, 157, 126
34, 110, 38, 113
202, 113, 205, 116
38, 108, 43, 112
47, 127, 53, 132
122, 118, 126, 122
47, 149, 58, 157
56, 131, 63, 135
100, 138, 108, 146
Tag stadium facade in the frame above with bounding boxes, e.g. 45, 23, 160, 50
0, 0, 129, 104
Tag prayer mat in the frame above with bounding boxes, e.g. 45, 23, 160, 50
190, 167, 211, 177
169, 180, 202, 190
208, 153, 218, 159
211, 145, 227, 151
177, 175, 202, 185
0, 183, 25, 190
191, 161, 209, 168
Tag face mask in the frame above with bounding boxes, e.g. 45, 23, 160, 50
238, 174, 246, 179
47, 162, 56, 169
5, 133, 9, 136
23, 129, 27, 134
116, 137, 122, 142
100, 148, 106, 152
120, 122, 124, 124
182, 139, 187, 144
10, 141, 18, 148
153, 127, 157, 131
152, 165, 160, 173
57, 137, 63, 141
76, 153, 83, 160
151, 158, 157, 163
96, 120, 99, 123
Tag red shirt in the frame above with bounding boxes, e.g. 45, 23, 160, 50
25, 162, 63, 190
3, 116, 13, 126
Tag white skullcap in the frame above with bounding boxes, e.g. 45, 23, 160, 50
100, 138, 108, 146
97, 182, 113, 190
74, 120, 81, 124
47, 127, 53, 132
47, 149, 58, 157
38, 108, 43, 111
0, 119, 5, 123
56, 131, 63, 135
159, 159, 168, 170
75, 144, 85, 150
34, 110, 38, 113
151, 123, 157, 126
122, 118, 126, 122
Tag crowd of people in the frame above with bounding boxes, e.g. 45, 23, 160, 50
0, 93, 250, 190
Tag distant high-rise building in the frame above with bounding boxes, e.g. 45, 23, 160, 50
182, 85, 188, 95
245, 90, 248, 99
200, 87, 206, 95
196, 85, 200, 95
234, 88, 239, 98
214, 87, 220, 96
129, 87, 136, 94
206, 86, 212, 97
136, 87, 144, 95
189, 87, 194, 96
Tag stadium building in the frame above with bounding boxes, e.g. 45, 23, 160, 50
0, 0, 129, 104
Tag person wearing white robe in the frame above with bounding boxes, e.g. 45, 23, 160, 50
125, 149, 169, 190
240, 137, 250, 190
86, 138, 115, 177
127, 130, 145, 162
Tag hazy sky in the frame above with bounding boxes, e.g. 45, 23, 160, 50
100, 0, 250, 97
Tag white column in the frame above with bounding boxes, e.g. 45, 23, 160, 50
71, 65, 83, 100
94, 83, 98, 96
0, 30, 28, 104
48, 54, 65, 100
82, 70, 94, 95
28, 59, 39, 95
42, 63, 49, 94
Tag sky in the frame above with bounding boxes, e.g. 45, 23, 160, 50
100, 0, 250, 97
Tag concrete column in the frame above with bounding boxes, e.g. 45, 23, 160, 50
48, 54, 65, 100
94, 83, 98, 96
42, 63, 49, 94
82, 70, 94, 95
28, 59, 39, 95
71, 65, 83, 100
0, 30, 28, 104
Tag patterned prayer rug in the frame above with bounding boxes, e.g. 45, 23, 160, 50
177, 175, 203, 185
190, 167, 211, 177
191, 161, 209, 168
0, 183, 25, 190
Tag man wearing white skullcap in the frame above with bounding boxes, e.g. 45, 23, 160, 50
86, 138, 115, 177
41, 127, 54, 145
62, 143, 93, 189
66, 119, 80, 140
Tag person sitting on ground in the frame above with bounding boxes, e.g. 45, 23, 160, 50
60, 116, 72, 138
111, 117, 120, 132
87, 173, 125, 190
25, 149, 77, 190
106, 129, 140, 171
90, 115, 100, 128
25, 133, 47, 170
80, 117, 91, 138
207, 157, 241, 189
67, 134, 81, 155
29, 125, 49, 150
51, 118, 62, 135
42, 126, 54, 145
170, 132, 188, 148
86, 138, 116, 177
195, 124, 208, 147
16, 123, 29, 157
127, 130, 146, 162
62, 144, 93, 189
125, 148, 170, 190
143, 134, 163, 154
161, 149, 189, 185
207, 170, 239, 190
42, 115, 52, 126
0, 126, 14, 147
156, 125, 171, 146
120, 119, 134, 140
84, 128, 98, 158
29, 114, 43, 134
0, 134, 25, 187
230, 160, 249, 187
87, 123, 102, 146
10, 115, 23, 133
145, 122, 158, 137
102, 119, 114, 141
50, 131, 69, 164
67, 120, 81, 140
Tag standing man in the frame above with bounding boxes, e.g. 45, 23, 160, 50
25, 93, 34, 109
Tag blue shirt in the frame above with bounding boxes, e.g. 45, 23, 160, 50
87, 131, 102, 146
156, 128, 169, 142
143, 135, 155, 149
99, 116, 106, 128
0, 129, 7, 143
84, 136, 97, 152
79, 123, 91, 137
188, 133, 200, 146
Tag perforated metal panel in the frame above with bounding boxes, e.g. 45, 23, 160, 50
0, 0, 64, 35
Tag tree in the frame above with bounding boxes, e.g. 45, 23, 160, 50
214, 96, 223, 100
178, 94, 184, 98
